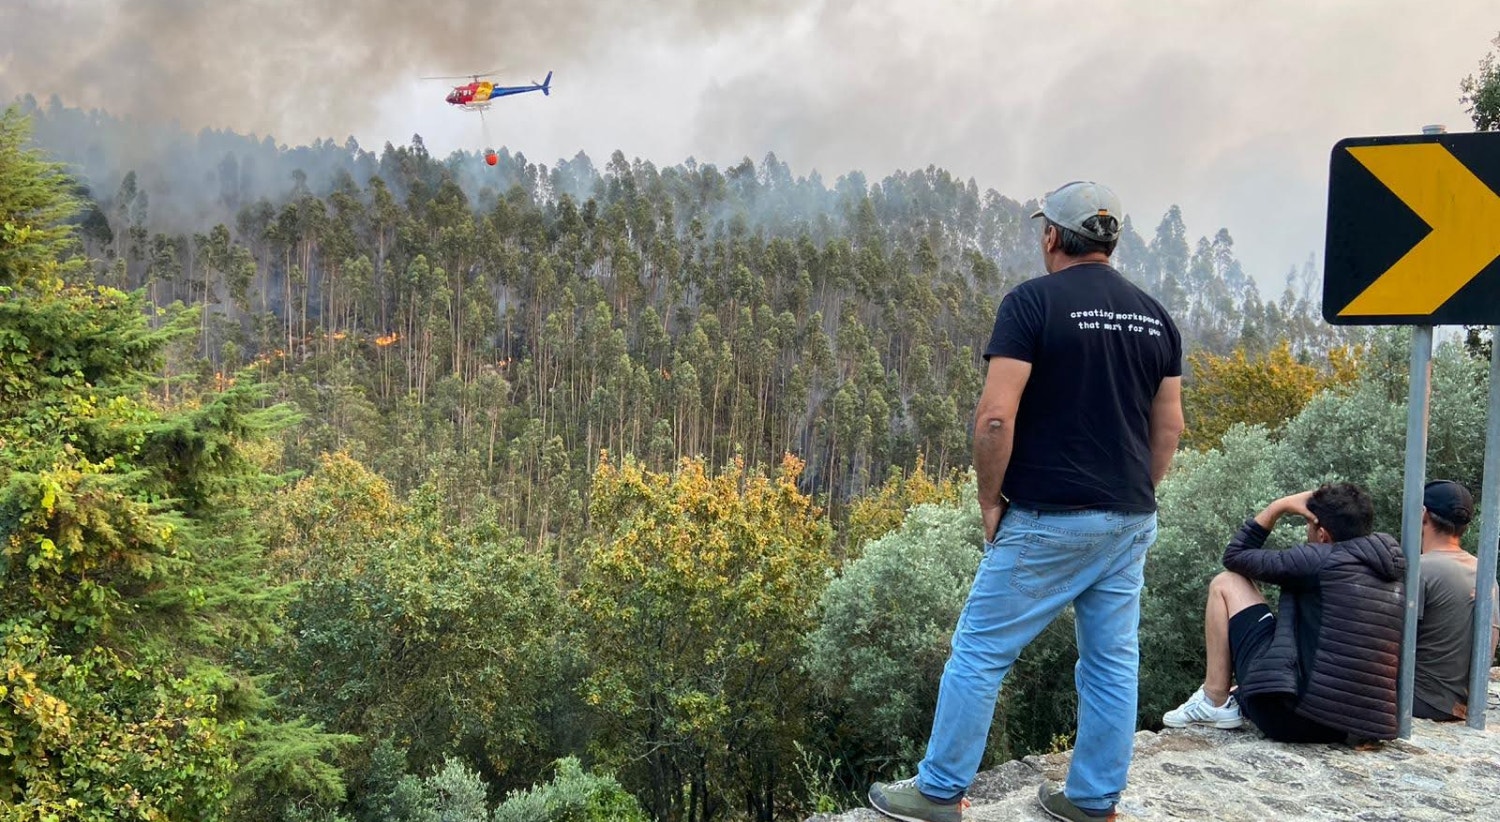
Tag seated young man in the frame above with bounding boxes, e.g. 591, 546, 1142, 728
1163, 483, 1405, 742
1414, 479, 1500, 722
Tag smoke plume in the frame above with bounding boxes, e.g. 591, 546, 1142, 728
3, 0, 1497, 287
0, 0, 791, 142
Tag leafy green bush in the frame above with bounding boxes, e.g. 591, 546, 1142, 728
347, 745, 504, 822
806, 496, 983, 767
491, 757, 648, 822
264, 467, 566, 780
1139, 424, 1292, 724
1278, 331, 1488, 541
575, 455, 833, 820
420, 758, 491, 822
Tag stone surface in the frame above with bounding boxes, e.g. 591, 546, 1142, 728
811, 670, 1500, 821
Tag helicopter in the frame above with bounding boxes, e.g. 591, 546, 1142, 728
425, 70, 553, 111
423, 70, 552, 166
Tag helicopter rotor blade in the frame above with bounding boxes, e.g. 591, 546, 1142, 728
421, 68, 507, 81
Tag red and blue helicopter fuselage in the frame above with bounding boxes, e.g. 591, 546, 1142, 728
445, 71, 552, 109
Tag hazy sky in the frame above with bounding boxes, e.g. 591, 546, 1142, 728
2, 0, 1496, 288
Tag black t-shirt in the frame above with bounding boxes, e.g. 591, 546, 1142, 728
983, 263, 1182, 512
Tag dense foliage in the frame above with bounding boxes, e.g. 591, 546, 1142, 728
1182, 341, 1360, 450
1462, 32, 1500, 132
4, 86, 1492, 822
0, 107, 344, 822
578, 455, 832, 821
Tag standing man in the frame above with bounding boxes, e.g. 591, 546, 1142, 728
1414, 480, 1499, 722
868, 181, 1184, 822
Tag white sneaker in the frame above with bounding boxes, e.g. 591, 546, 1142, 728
1163, 686, 1243, 729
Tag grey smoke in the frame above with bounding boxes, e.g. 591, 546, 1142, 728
0, 0, 791, 140
2, 0, 1497, 288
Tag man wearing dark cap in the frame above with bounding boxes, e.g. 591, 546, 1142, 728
1414, 480, 1499, 722
869, 182, 1184, 822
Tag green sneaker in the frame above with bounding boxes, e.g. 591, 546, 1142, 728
1038, 781, 1117, 821
868, 777, 968, 822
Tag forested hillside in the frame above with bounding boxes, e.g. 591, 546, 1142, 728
18, 95, 1353, 533
3, 96, 1393, 822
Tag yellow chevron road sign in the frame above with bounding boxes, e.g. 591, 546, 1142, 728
1323, 132, 1500, 325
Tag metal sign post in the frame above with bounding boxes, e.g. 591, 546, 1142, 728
1467, 326, 1500, 729
1393, 124, 1447, 741
1396, 326, 1433, 739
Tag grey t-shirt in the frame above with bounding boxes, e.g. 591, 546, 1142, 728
1414, 549, 1500, 719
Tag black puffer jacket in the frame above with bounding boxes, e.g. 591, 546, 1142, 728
1222, 519, 1406, 740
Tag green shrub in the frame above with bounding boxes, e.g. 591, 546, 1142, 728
491, 757, 647, 822
805, 496, 983, 767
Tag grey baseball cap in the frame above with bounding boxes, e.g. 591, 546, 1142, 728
1030, 181, 1123, 242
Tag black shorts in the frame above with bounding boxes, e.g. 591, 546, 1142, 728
1228, 604, 1345, 744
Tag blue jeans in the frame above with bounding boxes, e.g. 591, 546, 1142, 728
915, 506, 1158, 812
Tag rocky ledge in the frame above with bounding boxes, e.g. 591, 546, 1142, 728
812, 670, 1500, 821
